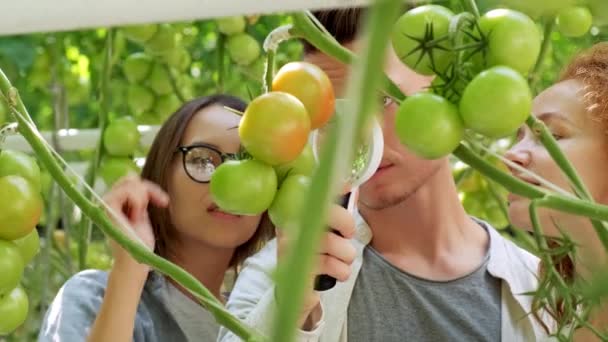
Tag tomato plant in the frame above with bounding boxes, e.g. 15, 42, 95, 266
0, 98, 6, 125
0, 175, 42, 241
459, 66, 532, 138
156, 94, 181, 119
147, 63, 173, 95
227, 33, 261, 66
103, 116, 140, 157
395, 92, 463, 159
122, 52, 153, 83
145, 24, 176, 55
0, 286, 29, 335
239, 92, 311, 165
391, 5, 454, 75
12, 229, 40, 265
272, 62, 336, 129
269, 175, 311, 233
122, 24, 158, 44
127, 84, 155, 115
556, 6, 593, 37
0, 150, 41, 192
0, 240, 24, 297
100, 157, 140, 186
477, 9, 541, 75
210, 159, 277, 215
216, 16, 246, 35
495, 0, 577, 18
275, 144, 316, 184
163, 48, 191, 72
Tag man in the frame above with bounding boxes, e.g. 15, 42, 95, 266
220, 7, 555, 342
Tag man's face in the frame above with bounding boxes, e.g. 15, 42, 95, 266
304, 41, 446, 210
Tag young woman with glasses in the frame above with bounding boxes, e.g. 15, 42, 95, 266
38, 94, 276, 342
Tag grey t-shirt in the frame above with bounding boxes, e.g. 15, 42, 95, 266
348, 228, 502, 341
38, 269, 219, 342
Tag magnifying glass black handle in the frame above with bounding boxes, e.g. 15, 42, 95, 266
314, 192, 352, 292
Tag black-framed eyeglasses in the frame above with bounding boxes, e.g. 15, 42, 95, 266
175, 143, 239, 183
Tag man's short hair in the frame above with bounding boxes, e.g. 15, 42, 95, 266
302, 7, 366, 54
301, 5, 412, 54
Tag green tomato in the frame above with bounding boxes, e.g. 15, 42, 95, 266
145, 24, 176, 55
268, 175, 311, 233
391, 5, 455, 75
274, 144, 316, 184
127, 84, 155, 115
123, 53, 153, 83
460, 66, 532, 138
156, 94, 181, 119
588, 0, 608, 27
556, 6, 593, 37
0, 150, 41, 192
0, 176, 42, 241
478, 9, 541, 75
12, 229, 40, 265
0, 286, 29, 335
103, 117, 140, 157
0, 240, 24, 297
216, 16, 246, 35
497, 0, 577, 18
210, 159, 277, 216
227, 33, 261, 66
163, 48, 191, 71
100, 157, 139, 187
395, 92, 463, 159
122, 24, 158, 44
239, 92, 311, 165
146, 63, 173, 96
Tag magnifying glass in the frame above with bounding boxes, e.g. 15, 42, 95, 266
310, 99, 384, 291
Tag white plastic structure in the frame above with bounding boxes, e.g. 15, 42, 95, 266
0, 0, 372, 36
3, 125, 160, 153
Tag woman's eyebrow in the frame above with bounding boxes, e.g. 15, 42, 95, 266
188, 141, 220, 149
537, 112, 576, 126
227, 125, 239, 130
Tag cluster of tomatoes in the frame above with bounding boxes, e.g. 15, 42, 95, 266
390, 5, 546, 159
99, 116, 141, 187
209, 62, 334, 231
389, 3, 600, 160
0, 148, 43, 335
215, 16, 262, 66
119, 23, 190, 124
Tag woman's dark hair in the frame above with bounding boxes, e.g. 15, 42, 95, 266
140, 94, 275, 268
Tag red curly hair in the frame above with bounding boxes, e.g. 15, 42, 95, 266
559, 42, 608, 126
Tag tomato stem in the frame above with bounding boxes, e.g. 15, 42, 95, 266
263, 49, 275, 93
79, 29, 115, 270
528, 18, 555, 89
453, 144, 608, 221
217, 33, 226, 93
0, 67, 263, 342
526, 115, 608, 250
462, 0, 480, 19
290, 11, 406, 102
165, 63, 187, 102
271, 2, 404, 341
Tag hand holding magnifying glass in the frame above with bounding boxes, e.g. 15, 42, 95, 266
310, 100, 384, 291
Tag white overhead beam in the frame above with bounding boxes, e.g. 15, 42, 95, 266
0, 0, 373, 36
